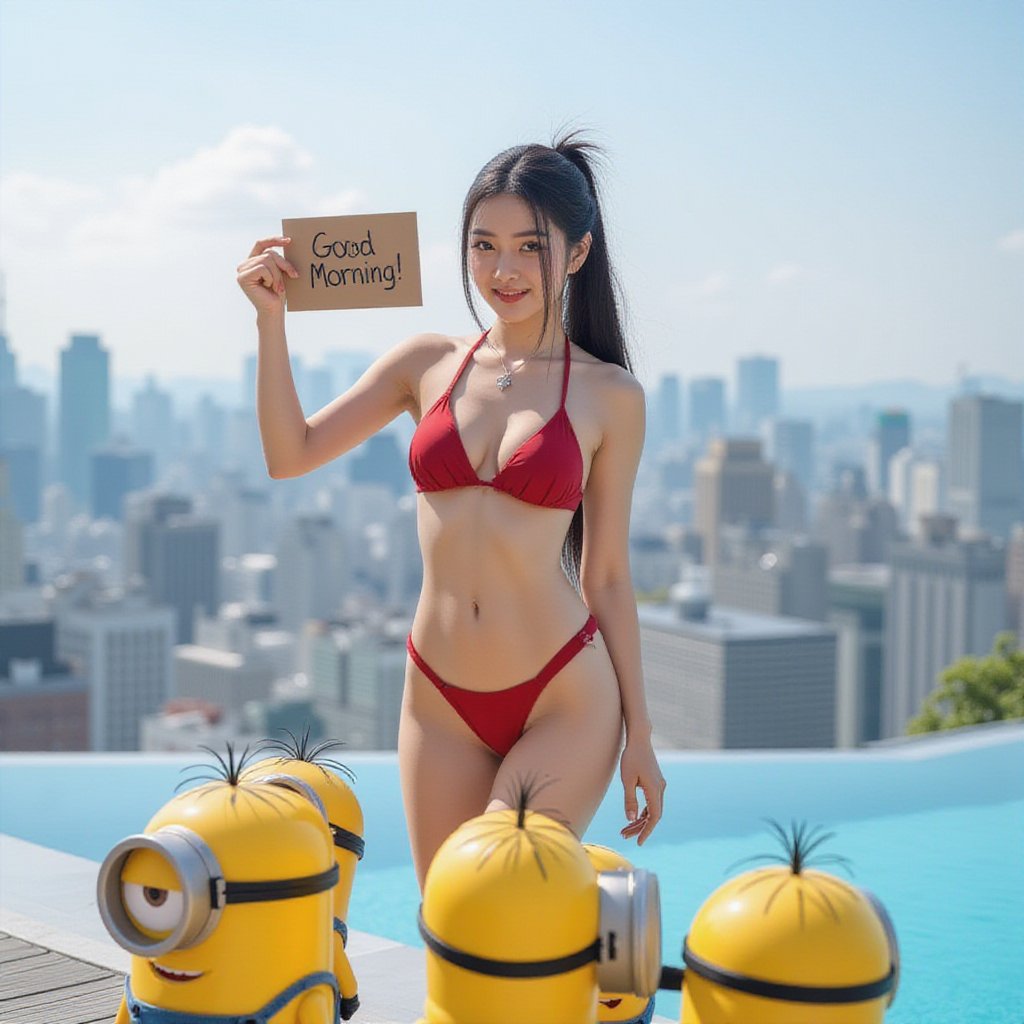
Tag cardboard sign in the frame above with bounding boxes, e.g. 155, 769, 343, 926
281, 212, 422, 311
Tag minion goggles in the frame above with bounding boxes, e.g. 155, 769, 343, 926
97, 774, 343, 958
418, 868, 662, 997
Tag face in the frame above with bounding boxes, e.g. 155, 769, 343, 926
468, 193, 589, 328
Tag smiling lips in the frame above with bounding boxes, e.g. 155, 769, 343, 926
150, 961, 203, 982
493, 288, 528, 303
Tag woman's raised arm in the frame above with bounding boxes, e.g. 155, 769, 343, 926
237, 235, 428, 480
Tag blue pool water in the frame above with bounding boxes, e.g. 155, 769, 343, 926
2, 727, 1022, 1023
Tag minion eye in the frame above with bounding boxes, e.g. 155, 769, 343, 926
123, 882, 184, 934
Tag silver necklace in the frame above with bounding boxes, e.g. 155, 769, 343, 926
484, 335, 539, 391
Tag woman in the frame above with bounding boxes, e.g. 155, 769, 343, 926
237, 133, 665, 890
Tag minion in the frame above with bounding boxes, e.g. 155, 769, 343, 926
416, 801, 662, 1024
97, 745, 339, 1023
585, 844, 657, 1024
675, 821, 900, 1024
244, 730, 366, 1020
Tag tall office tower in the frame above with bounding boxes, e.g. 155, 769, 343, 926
59, 334, 111, 508
131, 376, 176, 481
194, 394, 227, 459
694, 438, 775, 565
386, 495, 423, 612
206, 470, 273, 558
226, 406, 270, 486
652, 373, 683, 453
829, 462, 868, 500
274, 513, 348, 632
883, 514, 1008, 737
0, 375, 46, 524
813, 487, 900, 566
829, 564, 888, 748
0, 459, 24, 591
638, 577, 837, 748
0, 617, 89, 750
324, 350, 373, 394
947, 394, 1024, 542
712, 526, 828, 621
771, 419, 815, 496
735, 355, 779, 436
866, 409, 910, 497
888, 447, 944, 536
123, 493, 220, 643
301, 365, 335, 417
688, 377, 727, 447
57, 584, 176, 750
1006, 524, 1024, 640
90, 441, 153, 520
349, 432, 409, 497
774, 470, 808, 532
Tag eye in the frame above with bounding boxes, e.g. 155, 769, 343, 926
471, 240, 494, 251
521, 240, 543, 252
123, 882, 185, 934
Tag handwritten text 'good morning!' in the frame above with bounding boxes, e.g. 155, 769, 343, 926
310, 229, 402, 291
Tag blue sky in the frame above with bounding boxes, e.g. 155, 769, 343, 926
1, 0, 1021, 390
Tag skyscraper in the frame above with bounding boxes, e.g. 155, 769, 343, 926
771, 418, 815, 495
689, 377, 726, 447
735, 355, 779, 435
867, 409, 910, 497
883, 514, 1007, 737
694, 438, 775, 565
59, 334, 110, 508
947, 394, 1024, 542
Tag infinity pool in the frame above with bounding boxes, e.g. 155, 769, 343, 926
2, 725, 1022, 1023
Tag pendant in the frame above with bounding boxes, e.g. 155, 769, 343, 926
496, 373, 513, 391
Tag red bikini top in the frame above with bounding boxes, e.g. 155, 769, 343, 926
408, 330, 584, 511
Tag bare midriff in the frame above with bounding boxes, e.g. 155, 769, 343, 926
410, 486, 590, 693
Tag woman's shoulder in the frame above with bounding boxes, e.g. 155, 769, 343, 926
570, 345, 645, 401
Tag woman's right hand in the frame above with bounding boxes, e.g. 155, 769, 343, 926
236, 236, 299, 316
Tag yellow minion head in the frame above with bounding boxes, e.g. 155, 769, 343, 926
680, 821, 899, 1024
418, 805, 600, 1024
97, 744, 338, 1022
585, 844, 658, 1024
242, 728, 365, 1020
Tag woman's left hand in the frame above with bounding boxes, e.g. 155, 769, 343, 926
619, 735, 666, 845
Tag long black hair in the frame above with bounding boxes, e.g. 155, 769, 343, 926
459, 130, 634, 588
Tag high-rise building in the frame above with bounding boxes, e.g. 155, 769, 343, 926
56, 583, 176, 750
0, 617, 88, 750
866, 409, 910, 497
274, 514, 348, 632
638, 578, 837, 749
1006, 524, 1024, 640
829, 564, 888, 748
91, 441, 153, 520
770, 419, 815, 496
59, 334, 110, 508
694, 438, 775, 565
888, 447, 944, 536
349, 432, 409, 497
653, 373, 683, 452
123, 493, 220, 643
688, 378, 726, 447
712, 526, 828, 621
0, 459, 24, 591
131, 375, 176, 480
883, 514, 1008, 737
947, 394, 1024, 542
735, 355, 779, 436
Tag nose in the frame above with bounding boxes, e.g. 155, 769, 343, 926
492, 251, 520, 283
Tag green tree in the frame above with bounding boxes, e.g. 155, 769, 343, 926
908, 631, 1024, 734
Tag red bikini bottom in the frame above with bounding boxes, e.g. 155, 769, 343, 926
405, 614, 600, 757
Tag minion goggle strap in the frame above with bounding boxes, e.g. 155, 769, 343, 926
330, 824, 365, 860
674, 889, 900, 1009
416, 868, 662, 998
97, 825, 338, 958
417, 908, 601, 978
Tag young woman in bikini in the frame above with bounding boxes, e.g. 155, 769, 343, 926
237, 133, 666, 890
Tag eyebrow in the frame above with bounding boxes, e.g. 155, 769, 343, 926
470, 228, 548, 237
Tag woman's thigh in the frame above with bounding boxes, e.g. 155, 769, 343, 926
486, 676, 623, 839
398, 666, 502, 890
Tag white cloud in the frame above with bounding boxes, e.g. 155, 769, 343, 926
766, 262, 804, 285
678, 272, 730, 301
996, 228, 1024, 254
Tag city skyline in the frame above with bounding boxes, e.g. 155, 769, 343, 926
1, 0, 1021, 390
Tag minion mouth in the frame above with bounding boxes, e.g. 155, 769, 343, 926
150, 961, 204, 982
599, 998, 623, 1009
